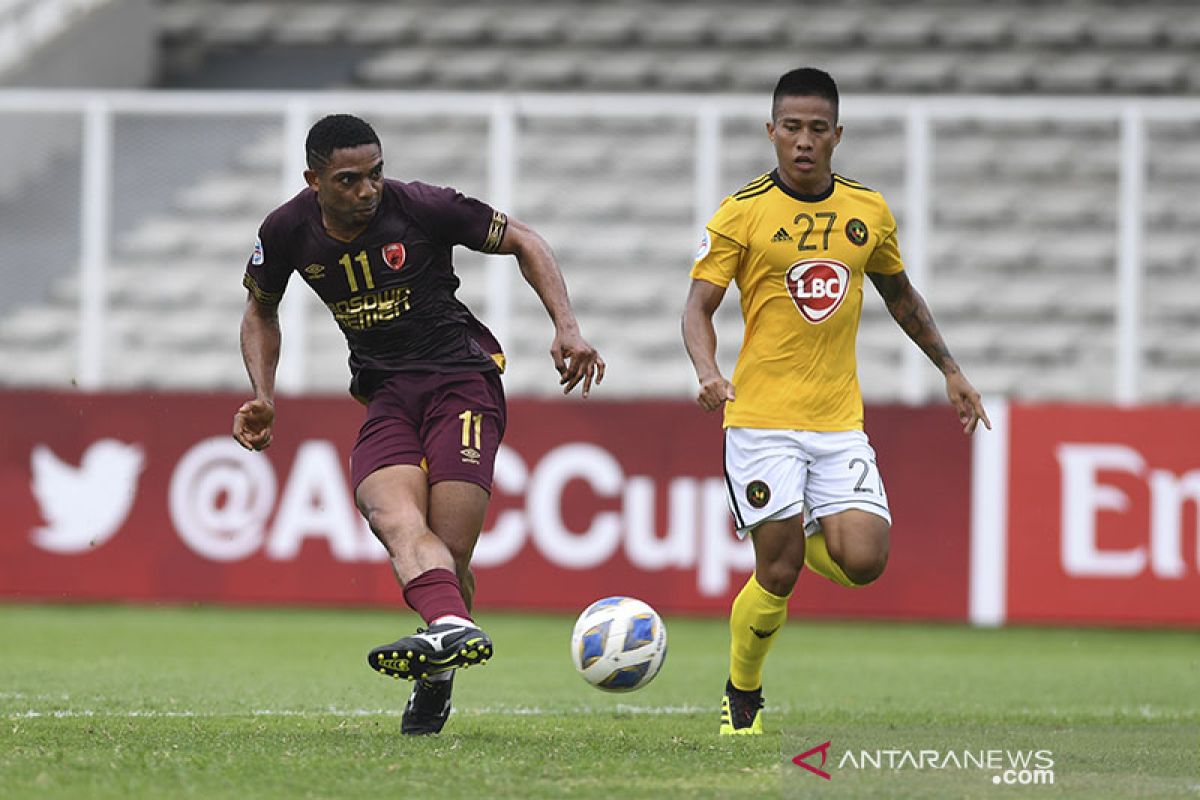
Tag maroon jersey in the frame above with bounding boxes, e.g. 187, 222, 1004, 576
243, 179, 508, 398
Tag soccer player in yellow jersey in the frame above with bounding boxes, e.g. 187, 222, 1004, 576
682, 68, 990, 735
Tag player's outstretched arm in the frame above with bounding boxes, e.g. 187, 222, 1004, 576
234, 294, 280, 451
496, 218, 605, 397
682, 278, 735, 412
868, 271, 991, 434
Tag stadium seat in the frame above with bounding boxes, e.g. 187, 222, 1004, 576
710, 10, 788, 47
1086, 12, 1165, 47
782, 9, 866, 49
491, 8, 567, 46
861, 10, 941, 48
936, 11, 1014, 48
420, 10, 493, 46
560, 7, 641, 46
652, 53, 729, 91
1030, 55, 1114, 93
1108, 55, 1188, 93
507, 51, 581, 89
199, 4, 277, 46
268, 6, 350, 45
1012, 9, 1091, 47
877, 54, 959, 93
432, 51, 509, 88
579, 53, 657, 90
342, 6, 421, 45
636, 7, 714, 47
953, 53, 1034, 93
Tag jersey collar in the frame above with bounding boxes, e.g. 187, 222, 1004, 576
770, 168, 835, 203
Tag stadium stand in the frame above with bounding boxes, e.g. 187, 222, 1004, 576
0, 0, 1197, 402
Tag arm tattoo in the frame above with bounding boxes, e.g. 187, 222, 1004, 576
870, 272, 957, 374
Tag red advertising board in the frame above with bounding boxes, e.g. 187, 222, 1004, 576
0, 390, 970, 619
1005, 404, 1200, 626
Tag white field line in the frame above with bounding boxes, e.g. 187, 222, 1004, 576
5, 704, 719, 720
5, 705, 1197, 722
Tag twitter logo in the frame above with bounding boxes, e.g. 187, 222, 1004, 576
30, 439, 145, 554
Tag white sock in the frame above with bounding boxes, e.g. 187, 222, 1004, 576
432, 614, 474, 628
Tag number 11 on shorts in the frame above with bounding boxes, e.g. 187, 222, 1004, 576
459, 410, 483, 449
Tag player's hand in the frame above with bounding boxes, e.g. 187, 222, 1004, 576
945, 372, 990, 434
697, 374, 735, 412
551, 328, 605, 398
233, 398, 276, 451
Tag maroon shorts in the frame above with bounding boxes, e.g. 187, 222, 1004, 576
350, 369, 507, 493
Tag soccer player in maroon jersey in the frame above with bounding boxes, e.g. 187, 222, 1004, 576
233, 114, 604, 734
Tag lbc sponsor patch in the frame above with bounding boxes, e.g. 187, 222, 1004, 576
786, 259, 850, 324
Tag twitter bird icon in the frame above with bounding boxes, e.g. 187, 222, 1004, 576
30, 439, 145, 554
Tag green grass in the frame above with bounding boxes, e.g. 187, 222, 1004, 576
0, 605, 1197, 799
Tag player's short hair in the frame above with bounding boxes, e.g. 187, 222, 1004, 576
305, 114, 381, 170
772, 68, 840, 121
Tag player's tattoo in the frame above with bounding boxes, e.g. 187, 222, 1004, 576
869, 271, 957, 375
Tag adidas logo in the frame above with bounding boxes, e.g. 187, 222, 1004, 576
771, 228, 792, 242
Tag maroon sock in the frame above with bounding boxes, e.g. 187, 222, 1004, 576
402, 568, 471, 625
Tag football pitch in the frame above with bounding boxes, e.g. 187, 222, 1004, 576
1, 605, 1196, 799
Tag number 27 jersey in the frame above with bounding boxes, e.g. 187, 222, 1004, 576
690, 170, 905, 432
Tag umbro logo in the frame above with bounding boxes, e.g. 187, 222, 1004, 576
771, 227, 793, 242
750, 625, 779, 639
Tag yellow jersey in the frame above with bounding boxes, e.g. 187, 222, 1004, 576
690, 170, 905, 431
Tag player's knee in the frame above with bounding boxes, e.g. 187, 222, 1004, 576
757, 560, 801, 596
365, 506, 425, 552
835, 546, 892, 585
444, 541, 474, 571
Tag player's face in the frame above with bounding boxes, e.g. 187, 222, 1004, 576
306, 143, 384, 235
767, 95, 842, 194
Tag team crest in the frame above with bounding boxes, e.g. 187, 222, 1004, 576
845, 218, 869, 246
251, 236, 264, 265
746, 480, 771, 509
382, 242, 407, 270
303, 263, 325, 280
786, 259, 850, 324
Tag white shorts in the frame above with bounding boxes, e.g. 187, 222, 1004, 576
723, 427, 891, 538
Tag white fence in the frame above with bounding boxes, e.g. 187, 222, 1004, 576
0, 90, 1198, 402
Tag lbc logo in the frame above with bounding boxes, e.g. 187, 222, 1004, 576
786, 259, 850, 324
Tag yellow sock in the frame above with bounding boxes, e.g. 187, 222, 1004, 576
729, 573, 790, 691
804, 532, 863, 588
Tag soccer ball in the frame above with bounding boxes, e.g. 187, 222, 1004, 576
570, 596, 668, 692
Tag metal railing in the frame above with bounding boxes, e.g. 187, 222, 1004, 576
1, 89, 1198, 402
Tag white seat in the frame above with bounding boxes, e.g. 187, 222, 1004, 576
1031, 55, 1113, 93
343, 6, 421, 45
1087, 12, 1165, 47
712, 10, 788, 47
1013, 10, 1090, 47
420, 11, 492, 45
954, 53, 1034, 93
199, 4, 277, 45
356, 49, 433, 86
492, 8, 566, 45
561, 8, 640, 45
508, 51, 581, 89
652, 53, 729, 91
579, 52, 657, 90
936, 11, 1014, 47
431, 52, 508, 88
1108, 56, 1188, 93
637, 8, 713, 46
273, 6, 349, 45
